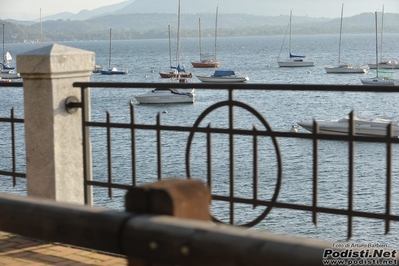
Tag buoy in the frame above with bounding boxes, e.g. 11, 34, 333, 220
145, 74, 148, 78
151, 70, 155, 73
162, 110, 168, 114
290, 125, 298, 133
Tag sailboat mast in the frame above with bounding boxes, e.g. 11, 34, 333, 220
168, 25, 172, 69
108, 28, 112, 69
2, 24, 4, 65
374, 12, 379, 77
198, 18, 202, 60
380, 5, 384, 62
214, 6, 218, 62
176, 0, 181, 69
289, 10, 292, 56
337, 4, 344, 66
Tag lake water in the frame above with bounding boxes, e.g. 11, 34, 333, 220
2, 34, 399, 247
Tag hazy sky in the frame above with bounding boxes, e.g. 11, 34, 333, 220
1, 0, 398, 20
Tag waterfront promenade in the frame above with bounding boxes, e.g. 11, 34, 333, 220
0, 232, 127, 265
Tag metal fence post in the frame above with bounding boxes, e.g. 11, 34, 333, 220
16, 44, 94, 204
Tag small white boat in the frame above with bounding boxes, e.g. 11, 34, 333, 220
297, 116, 399, 137
0, 70, 20, 79
135, 79, 195, 104
368, 60, 399, 69
196, 70, 248, 83
325, 64, 367, 74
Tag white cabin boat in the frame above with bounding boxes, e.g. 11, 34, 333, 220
297, 116, 399, 137
196, 70, 248, 83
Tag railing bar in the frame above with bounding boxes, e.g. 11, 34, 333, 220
253, 125, 258, 208
229, 89, 234, 225
157, 113, 162, 181
11, 108, 17, 187
84, 180, 133, 190
130, 101, 137, 186
207, 124, 212, 189
82, 86, 93, 205
385, 123, 392, 234
312, 120, 318, 225
106, 111, 113, 199
0, 171, 26, 178
347, 111, 355, 239
82, 121, 399, 143
211, 195, 399, 221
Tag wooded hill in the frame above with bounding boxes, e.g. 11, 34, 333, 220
2, 12, 399, 43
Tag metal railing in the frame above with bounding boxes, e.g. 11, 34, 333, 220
2, 82, 399, 240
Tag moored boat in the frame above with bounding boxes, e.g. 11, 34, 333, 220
297, 116, 399, 137
196, 70, 248, 83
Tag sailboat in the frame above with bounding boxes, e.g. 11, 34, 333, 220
368, 6, 399, 70
277, 10, 315, 67
159, 0, 192, 79
324, 4, 367, 74
191, 7, 220, 68
1, 24, 15, 73
361, 12, 397, 86
101, 28, 128, 75
137, 0, 195, 104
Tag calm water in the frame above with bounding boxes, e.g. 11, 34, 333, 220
2, 34, 399, 246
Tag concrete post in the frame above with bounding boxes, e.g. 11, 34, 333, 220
16, 44, 94, 204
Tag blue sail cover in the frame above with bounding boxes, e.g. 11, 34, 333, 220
290, 53, 306, 58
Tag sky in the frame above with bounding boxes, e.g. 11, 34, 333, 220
0, 0, 398, 20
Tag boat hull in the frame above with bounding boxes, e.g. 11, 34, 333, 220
277, 60, 315, 67
324, 66, 367, 74
159, 72, 192, 78
298, 118, 399, 137
360, 77, 396, 86
196, 75, 248, 83
191, 61, 220, 68
135, 89, 195, 104
0, 71, 20, 79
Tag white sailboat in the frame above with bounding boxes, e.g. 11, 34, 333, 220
368, 6, 399, 69
136, 0, 195, 104
1, 24, 15, 73
277, 10, 315, 67
324, 4, 368, 74
101, 28, 128, 75
361, 12, 397, 86
191, 7, 220, 68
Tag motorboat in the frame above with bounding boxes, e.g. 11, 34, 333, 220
93, 64, 103, 73
0, 70, 20, 79
135, 79, 195, 104
101, 67, 127, 75
277, 10, 315, 67
196, 70, 248, 83
297, 116, 399, 137
324, 4, 367, 74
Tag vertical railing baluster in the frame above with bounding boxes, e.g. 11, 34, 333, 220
347, 111, 355, 239
130, 100, 137, 186
206, 123, 212, 188
312, 119, 318, 225
106, 111, 112, 198
11, 108, 16, 187
385, 123, 392, 234
157, 113, 162, 181
228, 89, 235, 225
252, 125, 258, 209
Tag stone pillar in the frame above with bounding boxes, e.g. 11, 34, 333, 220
16, 44, 94, 204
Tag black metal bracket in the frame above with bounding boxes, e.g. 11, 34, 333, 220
65, 96, 82, 114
